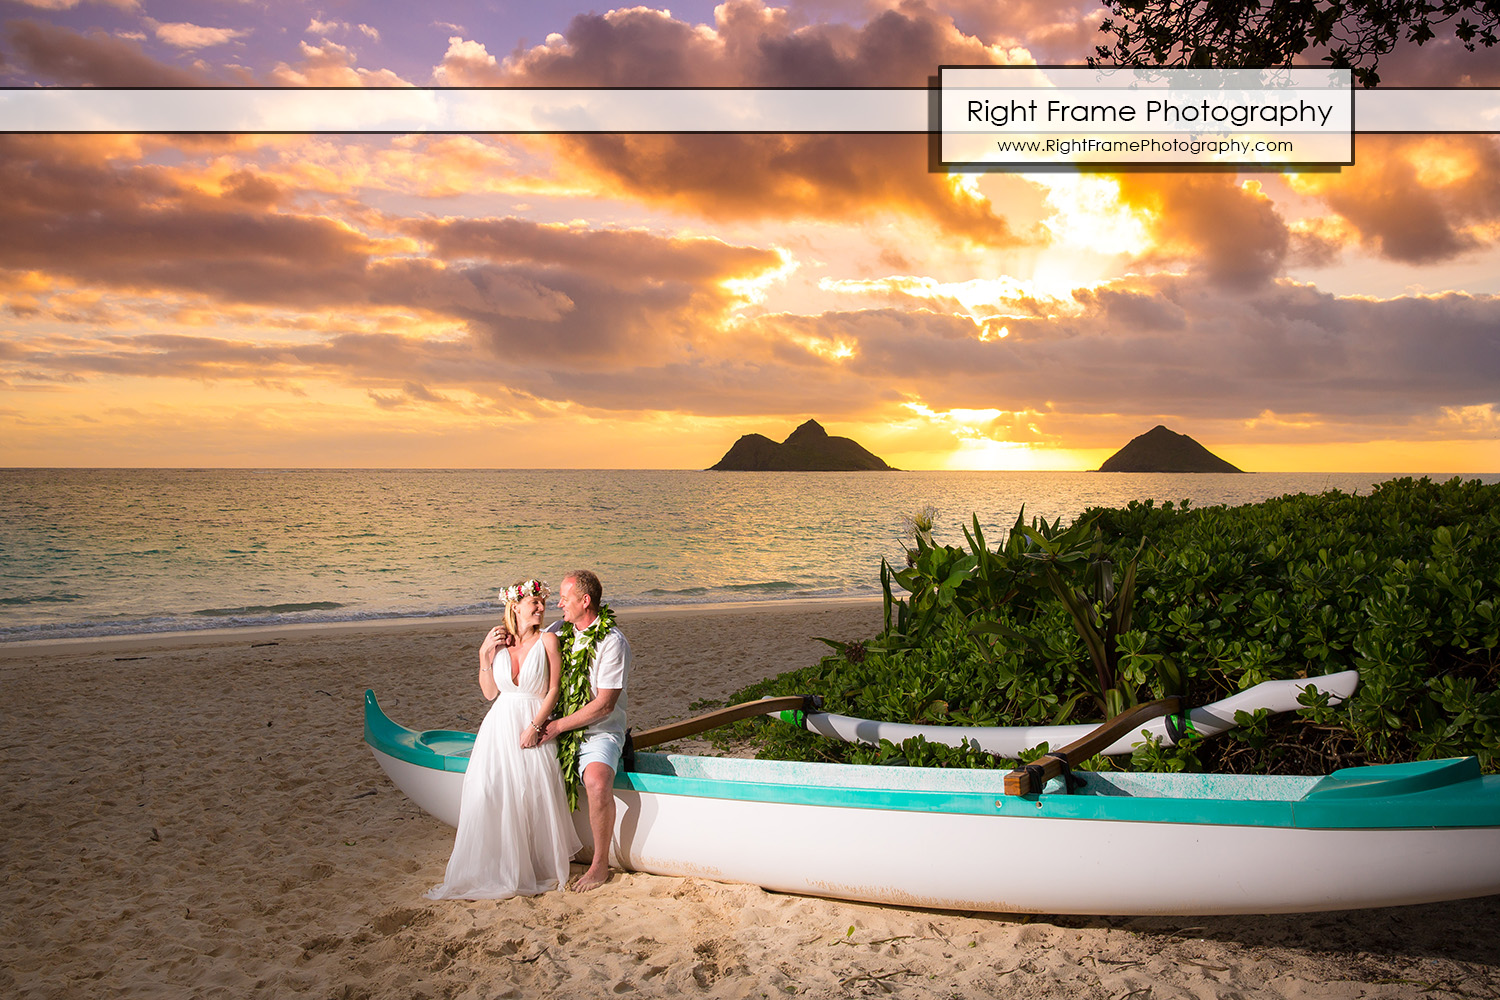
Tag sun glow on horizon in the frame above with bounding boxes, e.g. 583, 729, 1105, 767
940, 438, 1100, 472
893, 402, 1105, 471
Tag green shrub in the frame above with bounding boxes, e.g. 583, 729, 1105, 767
721, 477, 1500, 774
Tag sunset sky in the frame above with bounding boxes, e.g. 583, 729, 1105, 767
1, 0, 1497, 472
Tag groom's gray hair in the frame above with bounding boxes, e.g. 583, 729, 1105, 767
564, 569, 603, 612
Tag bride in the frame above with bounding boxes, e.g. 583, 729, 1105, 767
426, 578, 581, 899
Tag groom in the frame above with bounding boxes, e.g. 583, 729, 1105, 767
538, 569, 632, 892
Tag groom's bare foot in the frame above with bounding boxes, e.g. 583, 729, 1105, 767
570, 866, 611, 892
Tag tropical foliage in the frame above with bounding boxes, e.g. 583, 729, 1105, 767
720, 477, 1500, 774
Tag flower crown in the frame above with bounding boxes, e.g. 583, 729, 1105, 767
502, 579, 551, 604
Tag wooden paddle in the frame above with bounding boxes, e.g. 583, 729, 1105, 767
1003, 696, 1182, 796
629, 695, 823, 751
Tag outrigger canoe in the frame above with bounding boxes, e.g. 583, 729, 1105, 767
365, 690, 1500, 915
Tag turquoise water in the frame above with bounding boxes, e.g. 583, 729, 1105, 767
2, 469, 1494, 641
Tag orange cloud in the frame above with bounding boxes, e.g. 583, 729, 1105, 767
147, 20, 249, 51
1113, 173, 1290, 289
268, 39, 412, 87
551, 133, 1011, 241
1291, 135, 1500, 264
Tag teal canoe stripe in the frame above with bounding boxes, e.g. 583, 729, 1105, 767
613, 768, 1500, 830
614, 769, 1300, 828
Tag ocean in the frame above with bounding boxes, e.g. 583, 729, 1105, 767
3, 468, 1495, 642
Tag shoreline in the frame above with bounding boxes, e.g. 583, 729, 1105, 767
0, 594, 882, 659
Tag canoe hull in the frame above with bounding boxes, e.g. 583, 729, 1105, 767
370, 745, 466, 829
605, 788, 1500, 915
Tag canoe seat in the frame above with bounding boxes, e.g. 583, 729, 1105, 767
417, 730, 476, 758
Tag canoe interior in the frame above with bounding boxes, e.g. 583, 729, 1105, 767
632, 751, 1321, 800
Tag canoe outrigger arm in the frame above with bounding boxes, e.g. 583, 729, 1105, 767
1004, 697, 1181, 796
623, 695, 825, 768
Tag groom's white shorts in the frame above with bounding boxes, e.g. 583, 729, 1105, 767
578, 731, 625, 775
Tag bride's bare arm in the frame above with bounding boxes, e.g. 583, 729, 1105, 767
477, 625, 505, 701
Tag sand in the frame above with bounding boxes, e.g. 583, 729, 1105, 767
4, 599, 1499, 999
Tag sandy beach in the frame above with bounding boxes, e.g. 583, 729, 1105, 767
4, 599, 1499, 999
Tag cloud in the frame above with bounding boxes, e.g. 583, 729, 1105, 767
816, 0, 1103, 80
1291, 135, 1500, 264
1, 18, 208, 85
148, 20, 250, 50
550, 133, 1013, 241
1113, 174, 1291, 289
0, 138, 577, 327
369, 382, 454, 410
1070, 284, 1186, 332
401, 216, 790, 365
409, 217, 784, 286
432, 35, 495, 84
2, 16, 404, 87
268, 39, 411, 87
306, 18, 382, 43
217, 169, 284, 207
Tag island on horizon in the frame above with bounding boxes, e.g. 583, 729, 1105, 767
709, 419, 896, 471
1099, 425, 1245, 473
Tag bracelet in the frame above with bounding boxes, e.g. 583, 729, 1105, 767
532, 723, 545, 734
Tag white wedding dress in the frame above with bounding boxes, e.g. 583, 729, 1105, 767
426, 637, 582, 899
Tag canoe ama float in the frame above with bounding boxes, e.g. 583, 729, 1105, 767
365, 689, 1500, 915
779, 671, 1360, 757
